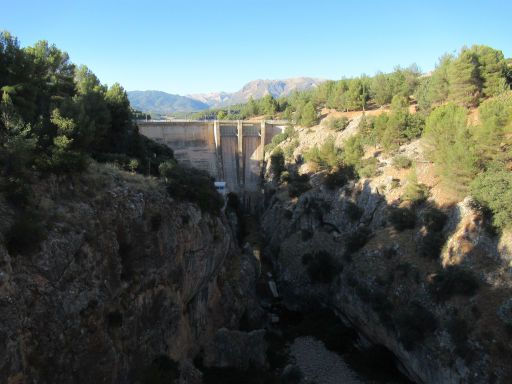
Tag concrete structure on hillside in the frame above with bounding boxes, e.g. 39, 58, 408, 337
137, 120, 287, 210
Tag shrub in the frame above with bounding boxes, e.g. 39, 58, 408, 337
324, 165, 357, 190
392, 155, 412, 169
280, 170, 291, 183
304, 137, 342, 170
421, 207, 448, 232
429, 266, 480, 301
344, 227, 371, 256
389, 179, 400, 190
302, 251, 342, 284
283, 139, 299, 160
394, 301, 438, 350
402, 169, 429, 204
356, 157, 379, 178
344, 201, 363, 221
160, 164, 223, 215
270, 148, 286, 181
388, 207, 416, 231
470, 163, 512, 231
446, 317, 473, 360
418, 231, 446, 260
325, 116, 349, 132
288, 174, 311, 198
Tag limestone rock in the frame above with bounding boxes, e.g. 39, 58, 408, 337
0, 168, 250, 383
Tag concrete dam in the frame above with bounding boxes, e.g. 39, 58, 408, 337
138, 120, 287, 208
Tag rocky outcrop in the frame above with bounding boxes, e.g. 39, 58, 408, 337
261, 178, 512, 383
0, 166, 255, 383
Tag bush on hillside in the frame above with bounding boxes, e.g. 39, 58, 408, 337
270, 148, 286, 181
159, 163, 223, 215
418, 231, 446, 260
344, 201, 363, 221
356, 157, 379, 178
402, 169, 429, 204
429, 266, 480, 301
470, 163, 512, 231
344, 227, 371, 256
302, 250, 342, 284
288, 174, 311, 198
304, 137, 342, 170
388, 207, 416, 231
324, 165, 356, 190
394, 301, 438, 350
392, 155, 412, 169
421, 206, 448, 232
325, 116, 350, 132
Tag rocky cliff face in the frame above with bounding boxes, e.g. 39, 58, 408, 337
261, 175, 512, 383
0, 165, 256, 383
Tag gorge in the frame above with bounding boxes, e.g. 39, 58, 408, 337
1, 26, 512, 384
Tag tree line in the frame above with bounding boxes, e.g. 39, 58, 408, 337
204, 44, 510, 128
0, 31, 174, 180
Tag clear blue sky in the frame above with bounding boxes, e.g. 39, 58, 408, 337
2, 0, 511, 95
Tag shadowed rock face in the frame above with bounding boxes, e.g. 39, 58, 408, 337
0, 169, 255, 383
261, 179, 512, 384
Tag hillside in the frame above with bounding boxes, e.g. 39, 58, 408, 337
261, 108, 512, 382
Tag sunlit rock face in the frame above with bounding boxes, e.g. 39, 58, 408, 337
0, 170, 255, 383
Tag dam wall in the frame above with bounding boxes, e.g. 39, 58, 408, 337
138, 120, 287, 209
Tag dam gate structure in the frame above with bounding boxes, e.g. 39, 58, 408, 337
137, 120, 287, 210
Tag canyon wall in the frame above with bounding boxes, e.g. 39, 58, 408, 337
0, 165, 256, 383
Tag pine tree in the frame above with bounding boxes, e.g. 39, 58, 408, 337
447, 49, 481, 107
371, 72, 393, 106
300, 102, 317, 127
472, 45, 509, 97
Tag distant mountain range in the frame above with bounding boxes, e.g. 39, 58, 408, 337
127, 91, 209, 115
128, 77, 324, 115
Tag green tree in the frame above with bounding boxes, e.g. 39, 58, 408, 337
403, 168, 429, 203
423, 104, 477, 195
242, 96, 258, 117
371, 72, 393, 106
447, 48, 481, 107
473, 91, 512, 162
313, 80, 335, 106
105, 82, 134, 153
300, 101, 317, 127
472, 45, 509, 97
345, 77, 370, 111
270, 147, 285, 180
471, 162, 512, 230
261, 94, 277, 116
343, 134, 364, 167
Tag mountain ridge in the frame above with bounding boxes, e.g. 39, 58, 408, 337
127, 90, 209, 114
128, 77, 325, 114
